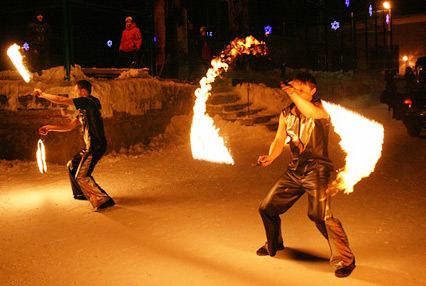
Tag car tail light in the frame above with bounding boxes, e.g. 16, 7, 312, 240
404, 99, 412, 105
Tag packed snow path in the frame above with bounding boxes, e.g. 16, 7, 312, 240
0, 104, 425, 286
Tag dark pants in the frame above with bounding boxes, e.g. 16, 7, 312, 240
30, 49, 50, 74
259, 168, 355, 269
120, 51, 139, 68
68, 149, 110, 209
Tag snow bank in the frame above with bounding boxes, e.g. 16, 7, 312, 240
0, 65, 196, 118
234, 83, 289, 114
231, 68, 385, 114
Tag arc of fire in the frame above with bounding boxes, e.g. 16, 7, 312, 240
190, 36, 267, 165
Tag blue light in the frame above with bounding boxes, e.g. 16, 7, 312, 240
345, 0, 350, 8
369, 5, 373, 17
23, 42, 29, 51
154, 36, 156, 42
107, 40, 113, 48
207, 32, 213, 37
386, 14, 390, 25
331, 21, 340, 30
264, 25, 272, 35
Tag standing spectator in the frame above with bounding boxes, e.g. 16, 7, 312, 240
119, 16, 142, 68
26, 10, 52, 74
194, 26, 213, 77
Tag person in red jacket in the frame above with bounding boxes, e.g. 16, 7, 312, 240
119, 16, 142, 68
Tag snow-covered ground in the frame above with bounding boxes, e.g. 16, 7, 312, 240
1, 91, 425, 285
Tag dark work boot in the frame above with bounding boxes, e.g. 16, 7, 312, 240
256, 242, 284, 256
335, 259, 356, 278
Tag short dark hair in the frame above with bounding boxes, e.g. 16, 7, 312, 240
76, 80, 92, 94
294, 72, 317, 90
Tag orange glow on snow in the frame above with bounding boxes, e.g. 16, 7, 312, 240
7, 44, 32, 83
36, 139, 47, 174
322, 101, 384, 194
190, 36, 267, 164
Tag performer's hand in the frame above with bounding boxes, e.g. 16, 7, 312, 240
258, 155, 274, 167
39, 126, 50, 135
280, 81, 294, 95
33, 88, 43, 98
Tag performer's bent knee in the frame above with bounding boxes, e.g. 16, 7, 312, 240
259, 200, 279, 217
308, 213, 325, 223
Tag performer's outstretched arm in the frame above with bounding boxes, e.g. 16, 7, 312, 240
258, 113, 287, 167
39, 119, 79, 135
33, 88, 74, 106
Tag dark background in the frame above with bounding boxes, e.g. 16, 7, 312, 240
1, 0, 425, 72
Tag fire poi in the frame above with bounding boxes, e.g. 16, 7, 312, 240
322, 101, 384, 194
7, 44, 47, 173
36, 139, 47, 174
190, 36, 267, 165
6, 44, 32, 83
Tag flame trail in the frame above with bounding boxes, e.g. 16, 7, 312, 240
322, 101, 384, 194
7, 44, 32, 83
36, 139, 47, 174
191, 36, 267, 164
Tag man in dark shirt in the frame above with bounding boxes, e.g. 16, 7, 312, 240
34, 80, 114, 211
256, 73, 355, 278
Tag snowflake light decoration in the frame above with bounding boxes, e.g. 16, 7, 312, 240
331, 21, 340, 30
23, 42, 30, 51
264, 25, 272, 35
107, 40, 113, 48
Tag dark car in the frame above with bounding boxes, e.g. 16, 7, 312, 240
403, 81, 426, 137
380, 76, 414, 120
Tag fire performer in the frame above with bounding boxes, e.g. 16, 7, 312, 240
256, 72, 355, 278
34, 80, 115, 211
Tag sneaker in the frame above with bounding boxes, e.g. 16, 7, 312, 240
256, 242, 284, 256
335, 259, 356, 278
73, 195, 87, 200
94, 198, 115, 211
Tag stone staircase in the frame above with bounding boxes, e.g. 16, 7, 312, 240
206, 79, 280, 131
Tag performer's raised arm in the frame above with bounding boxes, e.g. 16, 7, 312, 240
280, 81, 328, 119
33, 88, 74, 106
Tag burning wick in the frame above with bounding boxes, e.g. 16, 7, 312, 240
36, 139, 47, 174
7, 44, 32, 83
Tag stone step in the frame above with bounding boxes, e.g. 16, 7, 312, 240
263, 115, 280, 130
214, 108, 264, 121
238, 114, 277, 126
207, 91, 240, 105
206, 102, 250, 113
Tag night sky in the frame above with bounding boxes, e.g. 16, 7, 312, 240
1, 0, 426, 70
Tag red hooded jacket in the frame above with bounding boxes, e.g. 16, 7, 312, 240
120, 23, 142, 52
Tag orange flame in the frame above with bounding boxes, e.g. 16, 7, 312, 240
7, 44, 32, 83
190, 36, 267, 164
36, 139, 47, 174
322, 101, 384, 194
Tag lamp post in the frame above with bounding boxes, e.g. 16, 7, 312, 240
383, 1, 392, 70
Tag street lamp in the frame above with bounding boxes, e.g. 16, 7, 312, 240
383, 1, 391, 9
383, 1, 392, 70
